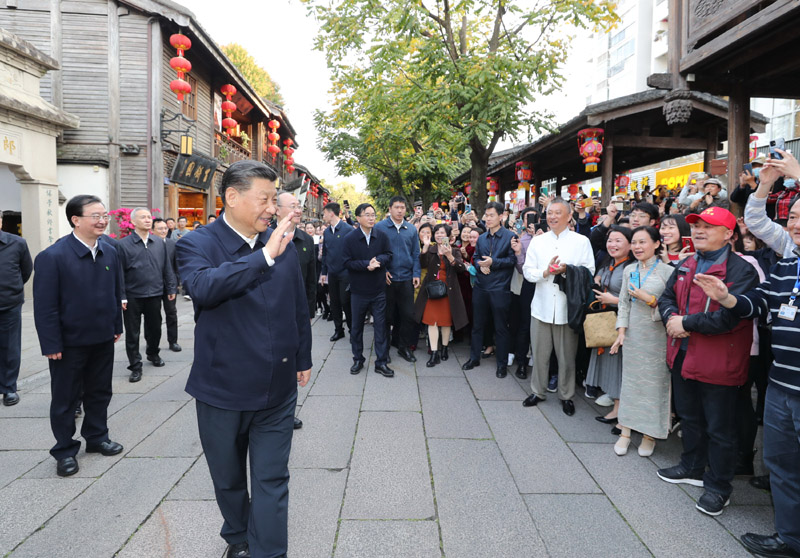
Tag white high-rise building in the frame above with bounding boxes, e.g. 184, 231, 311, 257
584, 0, 669, 106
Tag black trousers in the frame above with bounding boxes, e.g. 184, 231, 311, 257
196, 392, 296, 558
0, 304, 22, 394
49, 341, 114, 460
508, 281, 535, 362
328, 275, 351, 333
124, 296, 162, 371
386, 279, 415, 349
470, 288, 510, 366
351, 293, 389, 366
671, 351, 739, 498
162, 293, 178, 345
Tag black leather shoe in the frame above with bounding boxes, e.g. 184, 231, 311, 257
226, 542, 250, 558
86, 440, 124, 456
595, 415, 618, 424
293, 417, 303, 430
330, 330, 345, 342
750, 474, 771, 491
3, 392, 19, 406
611, 426, 621, 436
515, 364, 528, 379
562, 399, 575, 416
522, 394, 545, 407
426, 351, 440, 368
169, 342, 182, 352
496, 366, 508, 378
129, 370, 142, 383
398, 347, 417, 363
461, 359, 480, 371
56, 456, 79, 477
374, 364, 395, 378
148, 356, 165, 367
741, 533, 800, 558
440, 346, 449, 361
350, 360, 364, 374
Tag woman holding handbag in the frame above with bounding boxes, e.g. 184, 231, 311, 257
585, 226, 633, 424
610, 226, 674, 457
414, 224, 468, 367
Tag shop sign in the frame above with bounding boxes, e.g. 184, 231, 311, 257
0, 129, 22, 165
655, 162, 704, 190
171, 153, 218, 190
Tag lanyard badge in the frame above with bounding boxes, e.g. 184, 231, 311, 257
777, 260, 800, 321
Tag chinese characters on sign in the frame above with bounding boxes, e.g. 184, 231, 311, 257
170, 153, 218, 190
46, 188, 54, 245
3, 136, 17, 156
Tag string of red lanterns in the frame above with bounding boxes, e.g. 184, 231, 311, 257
169, 34, 192, 101
220, 84, 238, 136
283, 138, 295, 174
267, 119, 281, 161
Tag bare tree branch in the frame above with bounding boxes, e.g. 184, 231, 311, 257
488, 0, 506, 53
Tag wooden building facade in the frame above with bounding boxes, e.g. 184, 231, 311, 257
0, 0, 312, 234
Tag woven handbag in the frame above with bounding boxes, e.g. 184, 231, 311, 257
583, 300, 617, 348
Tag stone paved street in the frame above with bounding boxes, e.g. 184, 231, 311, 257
0, 299, 774, 557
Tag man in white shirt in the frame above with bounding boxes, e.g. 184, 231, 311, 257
522, 198, 595, 416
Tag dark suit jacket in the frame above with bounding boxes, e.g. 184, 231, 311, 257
176, 218, 312, 411
117, 233, 177, 299
321, 220, 353, 278
0, 230, 33, 311
342, 227, 392, 298
164, 237, 180, 290
292, 228, 317, 317
33, 234, 124, 354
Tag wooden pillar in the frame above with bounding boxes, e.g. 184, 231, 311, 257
728, 84, 749, 213
555, 175, 563, 197
50, 0, 63, 109
107, 0, 121, 210
166, 182, 178, 220
703, 125, 718, 174
148, 19, 164, 213
601, 131, 614, 207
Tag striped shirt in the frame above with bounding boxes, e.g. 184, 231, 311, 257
744, 195, 795, 258
732, 257, 800, 395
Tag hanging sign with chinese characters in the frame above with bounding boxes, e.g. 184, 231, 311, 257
170, 153, 218, 190
0, 129, 22, 165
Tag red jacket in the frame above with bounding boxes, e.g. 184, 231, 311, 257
658, 250, 760, 386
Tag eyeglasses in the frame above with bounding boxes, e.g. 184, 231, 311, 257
359, 213, 376, 218
277, 203, 301, 210
82, 214, 110, 222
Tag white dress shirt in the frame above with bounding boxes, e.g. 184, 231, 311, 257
222, 213, 274, 266
523, 228, 595, 325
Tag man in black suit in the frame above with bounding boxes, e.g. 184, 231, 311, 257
33, 195, 125, 477
117, 208, 177, 382
343, 203, 394, 377
0, 210, 33, 407
176, 161, 312, 558
320, 202, 353, 341
152, 218, 181, 352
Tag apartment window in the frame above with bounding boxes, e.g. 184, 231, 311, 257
610, 39, 636, 66
182, 75, 197, 121
756, 98, 800, 142
609, 26, 628, 48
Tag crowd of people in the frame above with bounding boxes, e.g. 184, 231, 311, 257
0, 147, 798, 557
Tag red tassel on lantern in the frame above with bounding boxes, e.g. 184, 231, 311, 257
169, 34, 192, 101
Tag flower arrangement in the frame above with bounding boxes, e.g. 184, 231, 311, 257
108, 208, 160, 238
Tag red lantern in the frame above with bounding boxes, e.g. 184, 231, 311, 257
465, 183, 472, 196
169, 34, 192, 101
266, 120, 281, 161
267, 144, 281, 156
284, 157, 295, 167
285, 165, 294, 174
283, 147, 294, 158
283, 138, 294, 147
515, 161, 533, 182
577, 128, 604, 173
220, 84, 238, 135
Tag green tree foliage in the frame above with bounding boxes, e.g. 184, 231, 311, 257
221, 43, 284, 105
324, 180, 377, 217
305, 0, 618, 215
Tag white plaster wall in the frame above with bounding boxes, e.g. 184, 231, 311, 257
0, 165, 21, 212
56, 164, 110, 237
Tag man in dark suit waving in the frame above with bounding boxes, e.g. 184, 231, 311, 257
176, 160, 312, 558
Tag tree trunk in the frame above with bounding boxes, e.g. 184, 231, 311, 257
469, 138, 489, 217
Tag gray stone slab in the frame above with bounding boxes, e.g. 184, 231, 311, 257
524, 494, 651, 558
309, 354, 367, 396
570, 442, 754, 558
465, 368, 528, 401
289, 395, 361, 469
0, 393, 51, 417
342, 412, 434, 519
288, 468, 348, 558
415, 354, 465, 377
12, 457, 194, 558
297, 365, 321, 406
136, 365, 193, 402
129, 402, 202, 458
361, 360, 420, 412
105, 393, 141, 417
23, 400, 184, 479
480, 401, 599, 494
428, 438, 547, 557
418, 377, 490, 439
110, 373, 170, 394
538, 395, 620, 443
0, 450, 50, 490
0, 418, 55, 450
334, 520, 441, 558
167, 456, 216, 501
116, 499, 226, 558
0, 477, 94, 556
716, 505, 776, 542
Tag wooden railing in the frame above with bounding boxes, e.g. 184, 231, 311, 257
214, 134, 251, 166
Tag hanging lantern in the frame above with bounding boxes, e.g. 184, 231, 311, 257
220, 84, 238, 135
465, 183, 472, 196
287, 165, 295, 174
568, 184, 579, 197
283, 147, 295, 158
283, 138, 294, 147
267, 144, 281, 156
266, 119, 281, 161
169, 34, 192, 101
577, 128, 604, 173
515, 161, 533, 182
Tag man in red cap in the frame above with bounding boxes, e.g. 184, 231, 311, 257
656, 206, 760, 516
